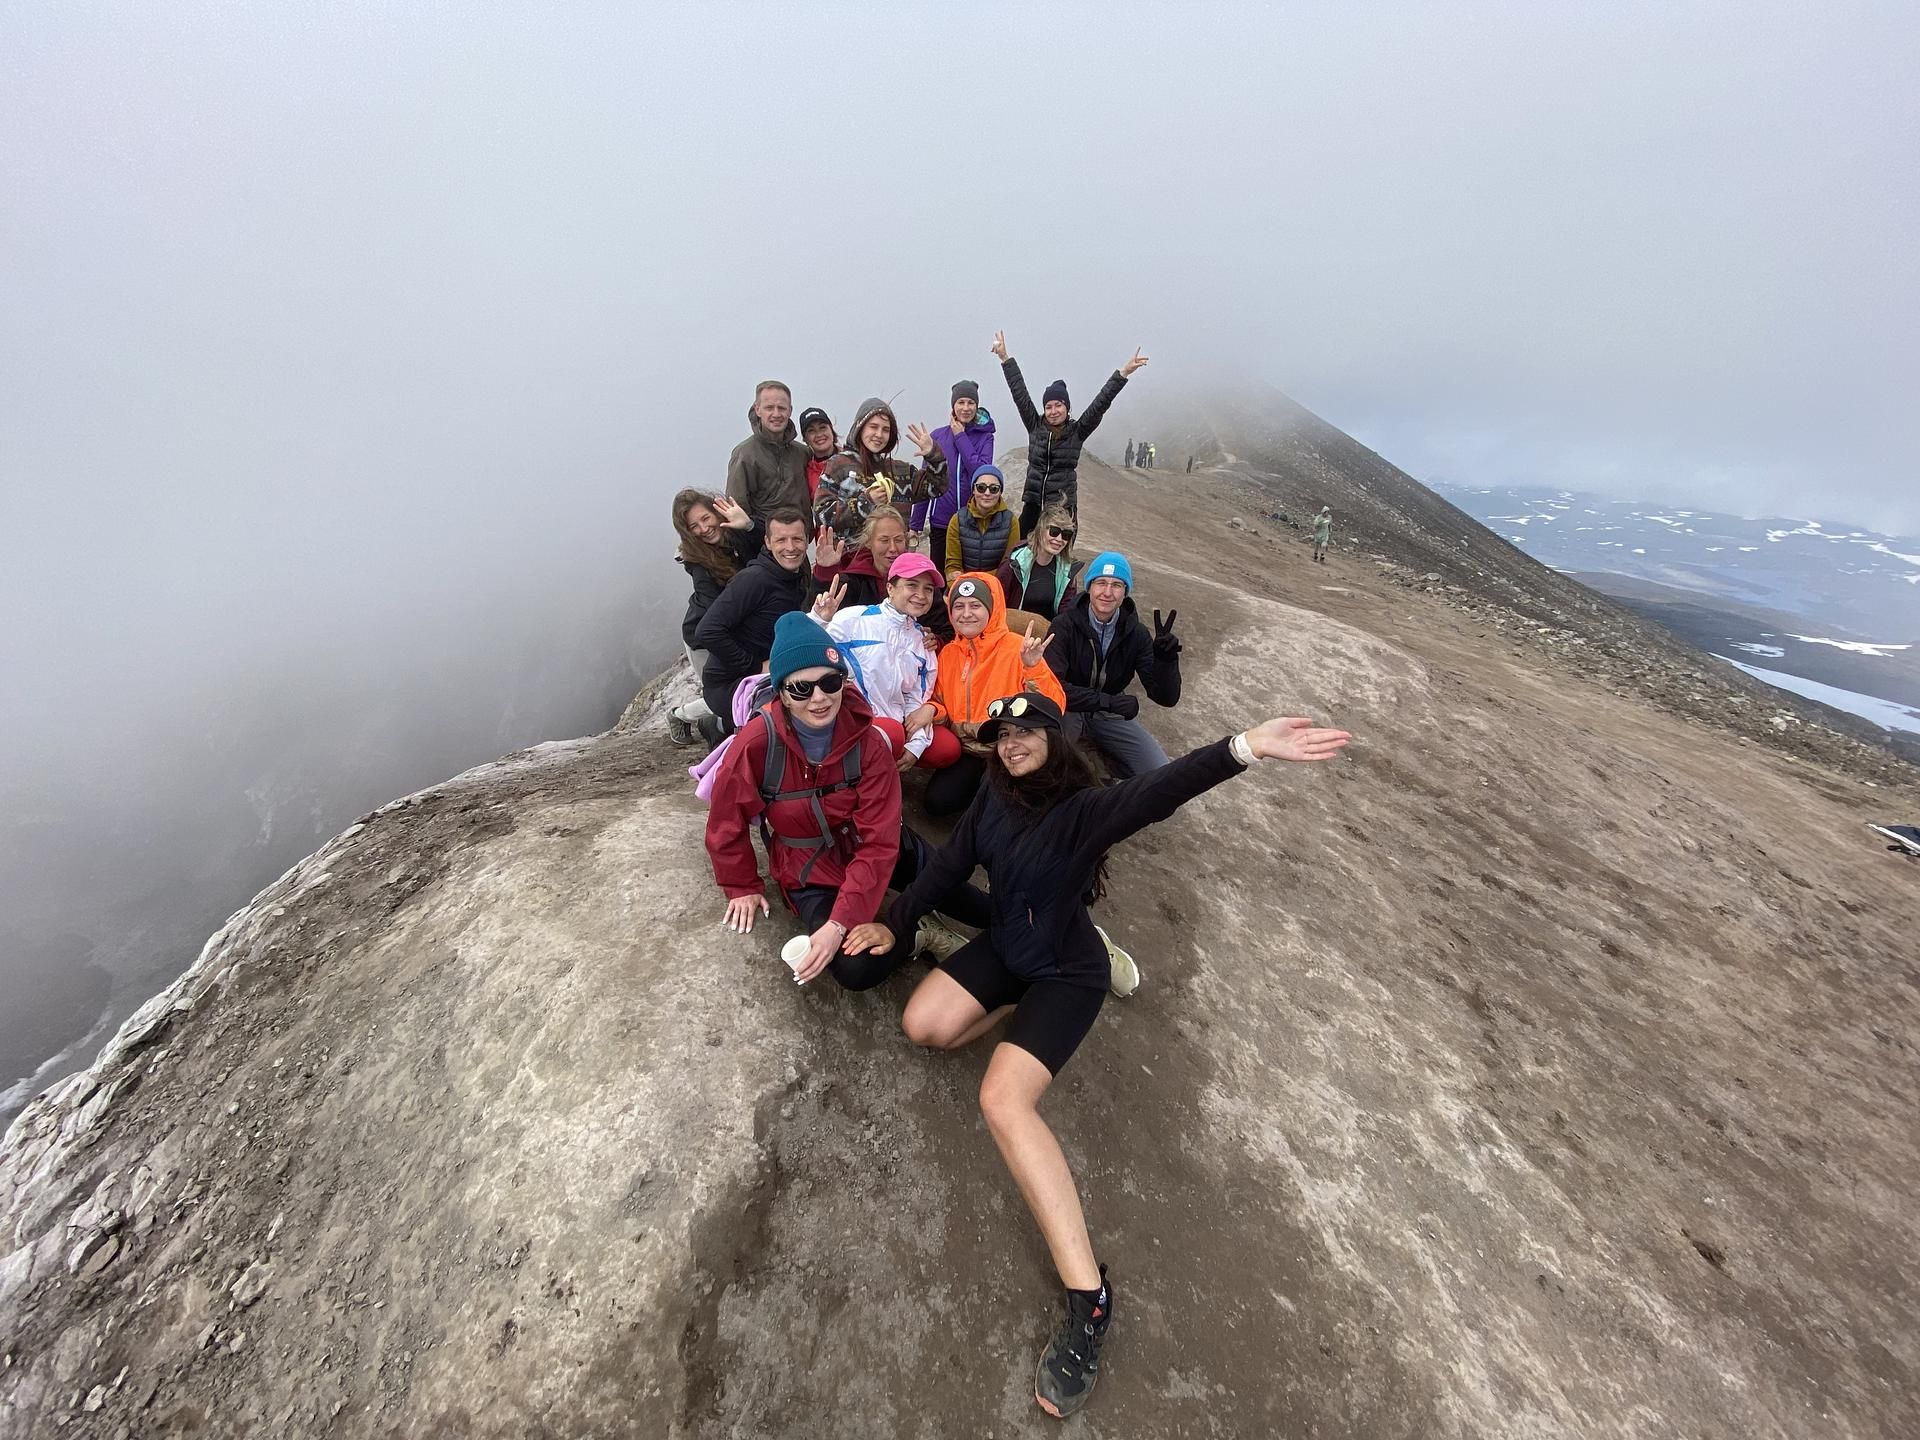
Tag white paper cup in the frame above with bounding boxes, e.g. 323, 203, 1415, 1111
781, 935, 810, 973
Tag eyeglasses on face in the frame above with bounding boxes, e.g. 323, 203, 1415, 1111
986, 694, 1036, 719
1045, 526, 1075, 541
783, 671, 846, 700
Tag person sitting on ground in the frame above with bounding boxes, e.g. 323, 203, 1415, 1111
844, 396, 950, 513
815, 554, 962, 775
692, 507, 812, 736
1045, 551, 1182, 778
705, 611, 989, 989
813, 505, 954, 647
798, 407, 839, 500
945, 465, 1021, 581
913, 380, 997, 561
997, 505, 1083, 623
923, 572, 1065, 817
840, 691, 1351, 1419
1312, 505, 1334, 563
725, 381, 811, 521
992, 331, 1147, 536
668, 489, 762, 747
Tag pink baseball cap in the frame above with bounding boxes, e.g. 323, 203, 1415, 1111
887, 552, 945, 587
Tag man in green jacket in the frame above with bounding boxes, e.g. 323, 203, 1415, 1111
1312, 506, 1333, 563
726, 381, 811, 522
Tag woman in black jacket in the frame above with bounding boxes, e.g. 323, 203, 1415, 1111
670, 489, 761, 745
843, 692, 1350, 1418
991, 329, 1147, 536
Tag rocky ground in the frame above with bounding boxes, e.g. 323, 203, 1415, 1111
2, 448, 1916, 1438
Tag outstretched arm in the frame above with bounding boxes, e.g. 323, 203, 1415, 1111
1075, 367, 1131, 438
998, 337, 1040, 432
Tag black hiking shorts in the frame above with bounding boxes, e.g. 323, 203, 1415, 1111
942, 935, 1105, 1076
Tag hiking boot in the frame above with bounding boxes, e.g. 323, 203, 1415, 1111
666, 711, 697, 747
914, 913, 969, 965
1034, 1266, 1112, 1418
1095, 926, 1141, 998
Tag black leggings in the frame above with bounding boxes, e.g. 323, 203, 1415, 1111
923, 752, 987, 817
789, 827, 991, 991
702, 671, 741, 737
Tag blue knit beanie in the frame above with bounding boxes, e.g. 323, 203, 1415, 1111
1042, 379, 1070, 409
1085, 551, 1133, 591
767, 611, 844, 688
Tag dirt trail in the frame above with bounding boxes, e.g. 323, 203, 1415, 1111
2, 460, 1916, 1438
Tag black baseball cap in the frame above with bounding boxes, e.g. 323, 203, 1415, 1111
978, 691, 1064, 744
798, 407, 834, 433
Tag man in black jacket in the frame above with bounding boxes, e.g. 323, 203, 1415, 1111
991, 330, 1147, 536
692, 508, 813, 734
1043, 550, 1181, 777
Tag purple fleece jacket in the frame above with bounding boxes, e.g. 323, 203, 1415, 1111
912, 410, 997, 532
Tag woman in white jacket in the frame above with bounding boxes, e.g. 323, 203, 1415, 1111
815, 552, 964, 773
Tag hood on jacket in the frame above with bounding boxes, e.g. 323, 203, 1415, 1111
848, 396, 899, 472
948, 570, 1005, 628
747, 400, 797, 445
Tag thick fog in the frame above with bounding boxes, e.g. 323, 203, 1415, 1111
3, 3, 1915, 1109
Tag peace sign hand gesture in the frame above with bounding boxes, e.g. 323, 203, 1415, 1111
1121, 348, 1149, 377
906, 422, 936, 458
1151, 607, 1181, 657
813, 524, 845, 570
1245, 716, 1352, 763
811, 574, 848, 622
1019, 618, 1053, 669
991, 330, 1009, 363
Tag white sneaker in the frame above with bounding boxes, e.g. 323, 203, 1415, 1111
1096, 926, 1141, 997
914, 914, 970, 964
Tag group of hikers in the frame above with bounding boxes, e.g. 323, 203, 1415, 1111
1123, 438, 1157, 469
669, 333, 1352, 1418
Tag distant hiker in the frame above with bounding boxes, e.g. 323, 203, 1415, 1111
1124, 440, 1135, 468
1185, 455, 1193, 474
726, 381, 811, 522
798, 407, 839, 500
1146, 443, 1157, 471
818, 554, 962, 773
705, 612, 988, 989
913, 381, 996, 565
842, 693, 1352, 1418
1137, 440, 1149, 471
1045, 551, 1181, 777
668, 489, 763, 747
992, 329, 1147, 536
1312, 506, 1333, 562
844, 396, 950, 515
997, 506, 1084, 624
692, 507, 813, 736
945, 465, 1022, 581
924, 572, 1066, 816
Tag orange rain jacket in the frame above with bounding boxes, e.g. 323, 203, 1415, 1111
931, 571, 1067, 726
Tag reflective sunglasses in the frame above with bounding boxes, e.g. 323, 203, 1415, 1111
986, 694, 1037, 719
1045, 525, 1075, 542
782, 671, 846, 700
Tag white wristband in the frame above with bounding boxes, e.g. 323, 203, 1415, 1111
1229, 732, 1257, 767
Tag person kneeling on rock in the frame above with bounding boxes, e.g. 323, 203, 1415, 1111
839, 690, 1351, 1418
1045, 551, 1182, 777
704, 612, 986, 989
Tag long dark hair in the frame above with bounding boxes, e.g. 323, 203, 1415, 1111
672, 488, 739, 583
986, 725, 1112, 904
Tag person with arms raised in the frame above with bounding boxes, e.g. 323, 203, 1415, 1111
993, 330, 1146, 536
692, 507, 812, 736
726, 381, 811, 522
1046, 550, 1182, 778
913, 380, 996, 560
840, 692, 1351, 1418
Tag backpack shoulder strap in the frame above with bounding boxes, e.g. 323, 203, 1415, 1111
755, 708, 784, 805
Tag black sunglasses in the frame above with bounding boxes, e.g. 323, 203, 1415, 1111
974, 482, 1002, 494
783, 671, 846, 700
1046, 525, 1075, 541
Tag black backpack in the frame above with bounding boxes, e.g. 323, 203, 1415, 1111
750, 705, 865, 887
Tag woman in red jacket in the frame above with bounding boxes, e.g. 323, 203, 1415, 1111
705, 611, 982, 988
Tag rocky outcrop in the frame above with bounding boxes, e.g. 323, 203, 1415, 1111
3, 459, 1916, 1438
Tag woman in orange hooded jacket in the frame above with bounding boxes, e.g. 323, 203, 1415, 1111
923, 572, 1066, 816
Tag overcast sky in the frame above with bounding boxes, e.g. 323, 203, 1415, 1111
4, 0, 1917, 753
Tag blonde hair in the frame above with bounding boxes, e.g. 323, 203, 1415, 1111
858, 506, 907, 551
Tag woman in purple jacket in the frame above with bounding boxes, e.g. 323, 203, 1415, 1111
912, 379, 996, 561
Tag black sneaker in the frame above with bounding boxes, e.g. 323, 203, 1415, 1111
1034, 1266, 1111, 1418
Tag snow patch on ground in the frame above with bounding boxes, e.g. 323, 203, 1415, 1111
1717, 657, 1920, 733
1729, 643, 1786, 658
1787, 635, 1912, 657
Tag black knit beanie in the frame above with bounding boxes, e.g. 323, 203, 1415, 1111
951, 379, 980, 405
1042, 379, 1070, 409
